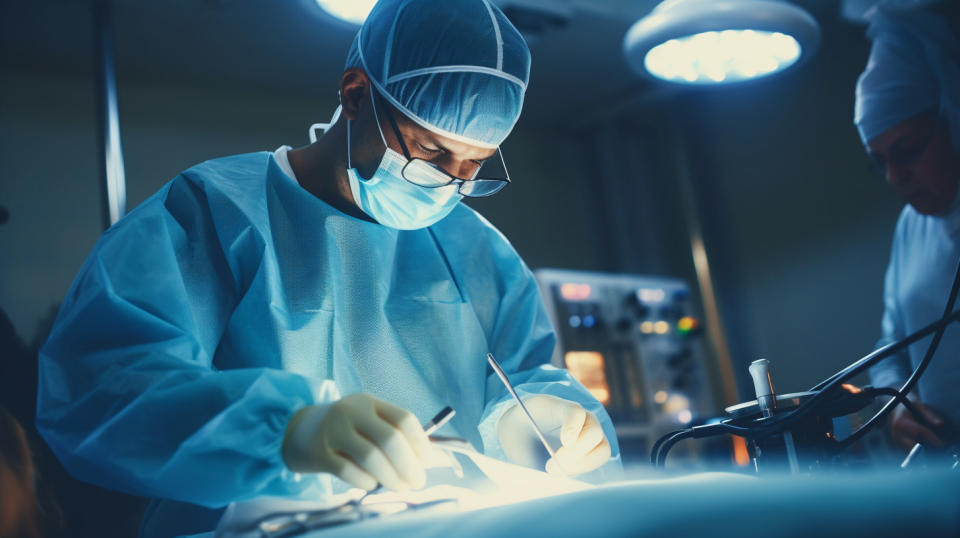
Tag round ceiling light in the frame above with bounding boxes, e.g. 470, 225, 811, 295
314, 0, 378, 25
624, 0, 821, 85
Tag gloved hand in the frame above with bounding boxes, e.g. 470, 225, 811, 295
282, 393, 432, 492
497, 394, 611, 476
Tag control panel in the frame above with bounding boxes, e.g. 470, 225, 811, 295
535, 269, 730, 465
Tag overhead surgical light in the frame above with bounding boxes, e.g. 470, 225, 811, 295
623, 0, 820, 85
313, 0, 377, 25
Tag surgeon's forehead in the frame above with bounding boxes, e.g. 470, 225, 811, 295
394, 112, 498, 159
867, 111, 936, 153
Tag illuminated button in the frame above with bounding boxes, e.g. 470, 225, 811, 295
583, 315, 596, 328
654, 390, 668, 404
654, 321, 670, 334
569, 315, 582, 328
638, 288, 666, 303
677, 316, 700, 335
640, 321, 655, 334
560, 283, 592, 301
664, 394, 690, 413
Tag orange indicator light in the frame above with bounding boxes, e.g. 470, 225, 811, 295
564, 351, 610, 406
560, 283, 592, 301
732, 436, 750, 466
841, 383, 862, 394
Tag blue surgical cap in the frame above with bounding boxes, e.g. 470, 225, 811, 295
854, 5, 960, 149
344, 0, 531, 149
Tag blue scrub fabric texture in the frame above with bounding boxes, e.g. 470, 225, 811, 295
35, 152, 620, 537
871, 195, 960, 429
344, 0, 530, 149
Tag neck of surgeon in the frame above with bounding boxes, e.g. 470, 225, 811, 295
286, 111, 375, 223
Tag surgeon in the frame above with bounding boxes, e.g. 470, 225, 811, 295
855, 2, 960, 453
34, 1, 619, 536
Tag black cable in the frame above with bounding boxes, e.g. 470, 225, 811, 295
834, 386, 942, 449
735, 256, 960, 444
649, 259, 960, 465
655, 429, 695, 467
810, 254, 960, 396
748, 306, 960, 438
817, 256, 960, 393
866, 386, 939, 431
653, 423, 752, 468
832, 256, 960, 448
650, 429, 688, 466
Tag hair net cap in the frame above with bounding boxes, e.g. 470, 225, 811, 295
345, 0, 531, 149
854, 6, 960, 148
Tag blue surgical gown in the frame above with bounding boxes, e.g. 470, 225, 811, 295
871, 198, 960, 428
35, 152, 620, 537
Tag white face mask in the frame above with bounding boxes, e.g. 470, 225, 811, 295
345, 96, 462, 230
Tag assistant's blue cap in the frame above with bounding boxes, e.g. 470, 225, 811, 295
345, 0, 531, 149
854, 6, 960, 149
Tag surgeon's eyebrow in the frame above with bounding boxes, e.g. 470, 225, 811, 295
422, 136, 493, 163
889, 133, 923, 155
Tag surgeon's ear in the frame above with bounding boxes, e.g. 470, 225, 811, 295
340, 68, 370, 121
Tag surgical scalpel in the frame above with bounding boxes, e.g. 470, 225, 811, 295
486, 353, 558, 459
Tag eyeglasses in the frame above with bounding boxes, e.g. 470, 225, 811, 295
375, 90, 511, 197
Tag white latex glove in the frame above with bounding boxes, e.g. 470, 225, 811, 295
497, 394, 611, 476
282, 393, 432, 492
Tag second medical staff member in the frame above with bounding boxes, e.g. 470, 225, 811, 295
855, 3, 960, 451
35, 1, 618, 536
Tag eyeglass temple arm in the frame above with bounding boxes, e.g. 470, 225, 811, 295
496, 147, 511, 183
376, 91, 414, 160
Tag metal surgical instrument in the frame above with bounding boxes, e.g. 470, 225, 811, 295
486, 353, 558, 459
423, 406, 455, 435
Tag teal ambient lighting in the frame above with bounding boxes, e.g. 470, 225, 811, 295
624, 0, 820, 85
314, 0, 377, 25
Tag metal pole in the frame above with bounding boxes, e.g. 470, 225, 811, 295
94, 1, 127, 229
668, 123, 740, 408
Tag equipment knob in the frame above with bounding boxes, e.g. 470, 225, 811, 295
748, 359, 777, 417
624, 292, 650, 318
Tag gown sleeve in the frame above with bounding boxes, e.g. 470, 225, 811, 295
36, 175, 337, 508
869, 213, 913, 392
474, 243, 622, 477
